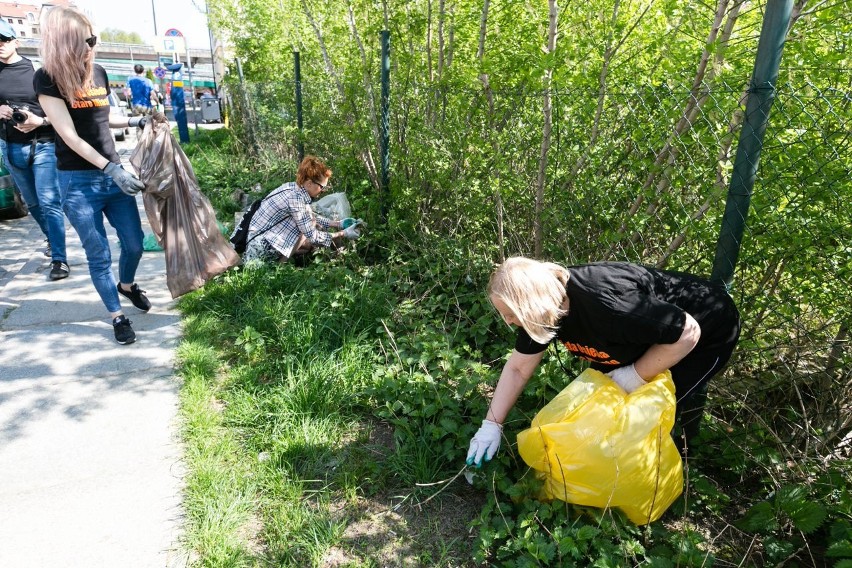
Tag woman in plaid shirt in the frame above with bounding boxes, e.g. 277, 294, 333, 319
243, 155, 362, 263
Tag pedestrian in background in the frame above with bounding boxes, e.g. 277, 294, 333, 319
35, 6, 153, 345
126, 64, 153, 117
0, 20, 69, 279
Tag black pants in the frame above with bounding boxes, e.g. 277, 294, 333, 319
670, 304, 741, 456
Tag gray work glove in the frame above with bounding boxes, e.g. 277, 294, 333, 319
606, 364, 647, 393
103, 162, 145, 196
128, 116, 147, 129
342, 225, 361, 240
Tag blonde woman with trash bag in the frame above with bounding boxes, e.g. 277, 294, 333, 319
242, 155, 363, 266
466, 257, 741, 466
35, 6, 152, 345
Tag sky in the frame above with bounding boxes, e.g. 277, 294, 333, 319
74, 0, 213, 49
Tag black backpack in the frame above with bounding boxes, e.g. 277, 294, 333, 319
230, 198, 264, 254
230, 186, 289, 254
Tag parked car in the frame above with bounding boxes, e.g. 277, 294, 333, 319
109, 91, 130, 141
0, 163, 28, 220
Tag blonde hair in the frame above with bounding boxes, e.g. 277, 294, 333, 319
40, 7, 94, 102
488, 257, 570, 344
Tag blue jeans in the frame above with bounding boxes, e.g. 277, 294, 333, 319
58, 169, 143, 314
0, 138, 67, 262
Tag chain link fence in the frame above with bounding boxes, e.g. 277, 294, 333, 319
221, 47, 851, 473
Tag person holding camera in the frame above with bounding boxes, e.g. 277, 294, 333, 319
242, 155, 363, 265
0, 20, 69, 280
35, 7, 152, 345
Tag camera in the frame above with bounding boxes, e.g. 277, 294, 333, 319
9, 104, 30, 125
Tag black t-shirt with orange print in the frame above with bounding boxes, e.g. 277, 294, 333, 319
513, 262, 739, 370
33, 64, 119, 170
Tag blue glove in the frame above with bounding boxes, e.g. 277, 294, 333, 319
341, 217, 357, 229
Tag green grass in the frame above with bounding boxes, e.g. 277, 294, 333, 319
174, 128, 852, 567
175, 258, 486, 566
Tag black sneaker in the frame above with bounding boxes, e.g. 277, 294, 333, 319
43, 240, 51, 258
49, 261, 70, 280
117, 283, 152, 312
112, 315, 136, 344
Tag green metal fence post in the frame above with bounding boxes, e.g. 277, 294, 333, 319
380, 30, 391, 222
711, 0, 794, 288
294, 51, 305, 162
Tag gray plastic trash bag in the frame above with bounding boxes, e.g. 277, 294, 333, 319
312, 192, 351, 220
129, 113, 239, 298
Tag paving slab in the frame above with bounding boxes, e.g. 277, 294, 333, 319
0, 135, 186, 568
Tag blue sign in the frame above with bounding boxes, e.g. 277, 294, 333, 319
153, 66, 167, 79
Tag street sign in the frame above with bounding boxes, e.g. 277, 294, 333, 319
154, 34, 186, 55
153, 66, 167, 79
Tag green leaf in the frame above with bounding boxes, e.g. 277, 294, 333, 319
826, 541, 852, 558
736, 501, 778, 533
787, 501, 827, 534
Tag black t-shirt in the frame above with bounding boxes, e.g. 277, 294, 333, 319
33, 64, 118, 170
0, 57, 54, 144
514, 262, 739, 370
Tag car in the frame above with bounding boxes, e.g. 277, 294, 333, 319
108, 91, 130, 141
0, 165, 28, 220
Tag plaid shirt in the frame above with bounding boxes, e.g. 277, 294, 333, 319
247, 182, 335, 258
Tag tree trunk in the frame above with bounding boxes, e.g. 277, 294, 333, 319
633, 0, 744, 247
477, 0, 504, 261
302, 0, 379, 190
438, 0, 445, 80
534, 0, 558, 257
426, 0, 434, 83
301, 0, 345, 98
656, 101, 744, 267
565, 0, 649, 192
825, 323, 849, 380
447, 2, 455, 70
347, 2, 381, 151
606, 0, 736, 257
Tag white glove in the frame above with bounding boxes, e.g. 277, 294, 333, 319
466, 419, 503, 467
606, 364, 646, 393
342, 225, 361, 240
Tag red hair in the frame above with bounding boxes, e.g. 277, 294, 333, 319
296, 155, 332, 187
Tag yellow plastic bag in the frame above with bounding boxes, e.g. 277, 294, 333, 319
516, 368, 683, 525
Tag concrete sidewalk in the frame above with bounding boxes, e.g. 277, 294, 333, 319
0, 166, 186, 566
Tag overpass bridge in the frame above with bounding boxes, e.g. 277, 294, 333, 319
16, 38, 217, 92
